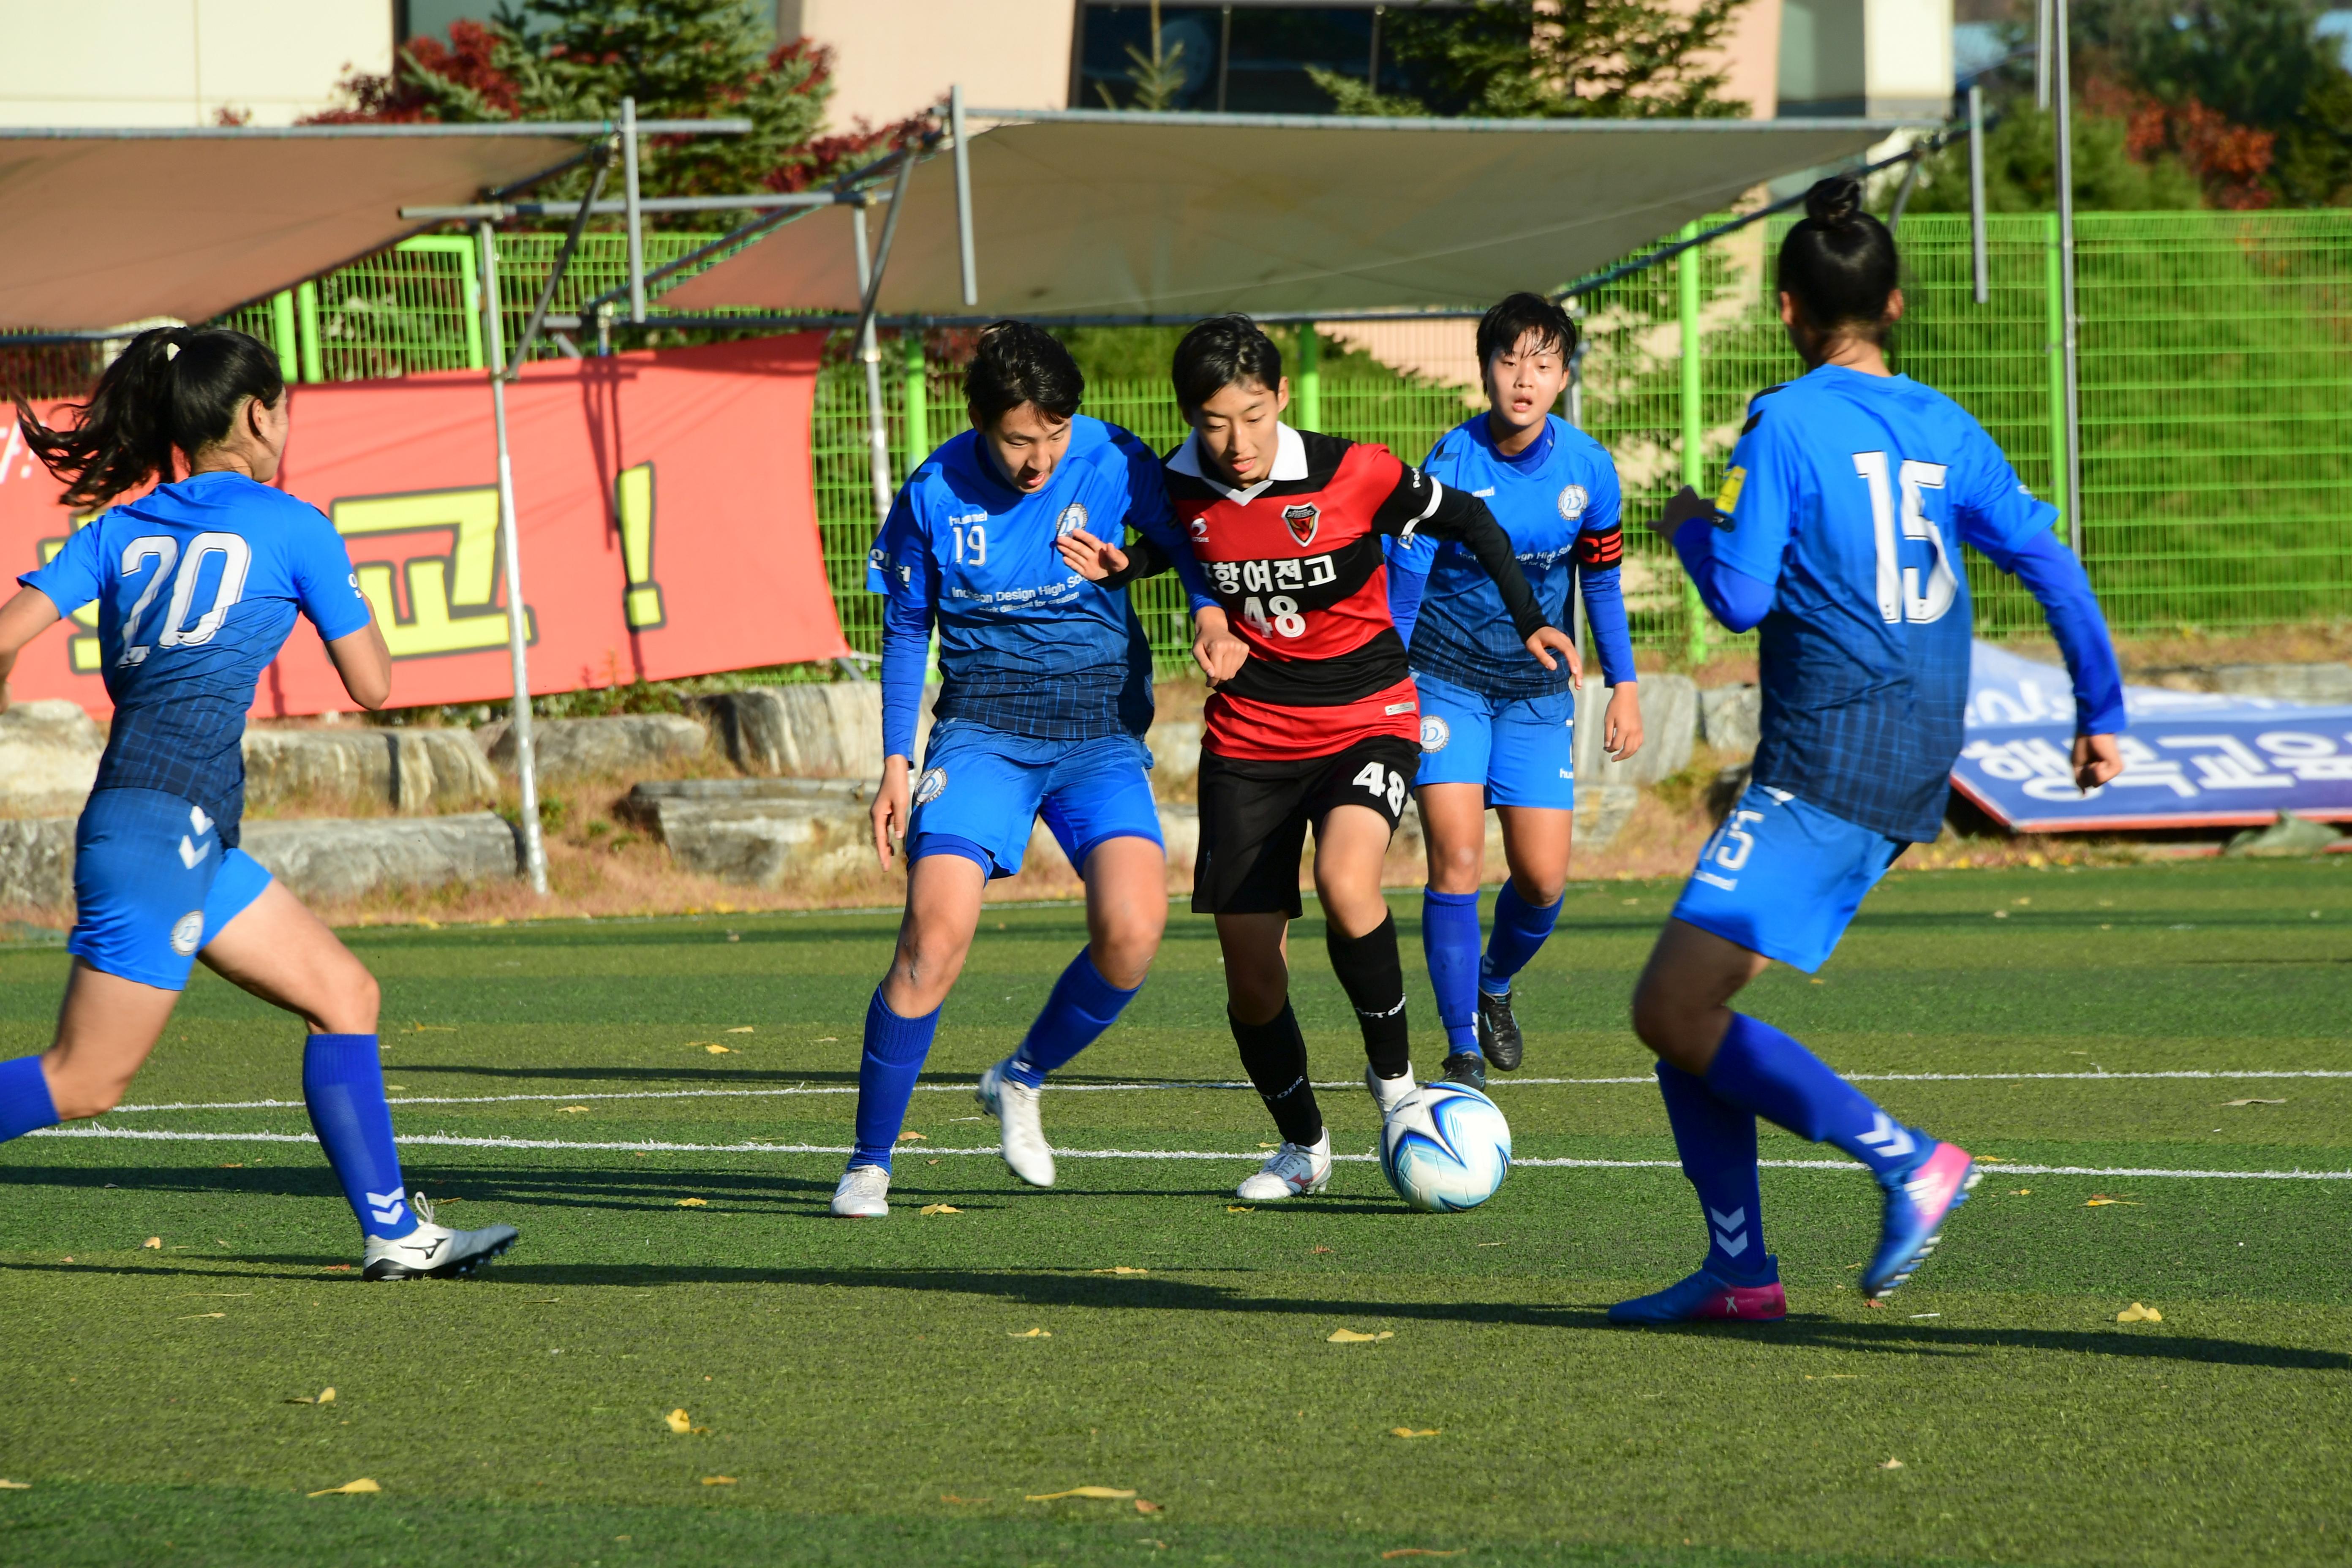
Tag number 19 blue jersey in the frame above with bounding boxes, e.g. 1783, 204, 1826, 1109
1715, 365, 2056, 841
21, 470, 373, 843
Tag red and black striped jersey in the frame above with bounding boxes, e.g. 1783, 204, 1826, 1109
1160, 425, 1552, 761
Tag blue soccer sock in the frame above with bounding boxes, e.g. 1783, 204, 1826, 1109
852, 988, 941, 1172
1706, 1013, 1923, 1183
0, 1054, 60, 1142
1654, 1059, 1770, 1282
302, 1034, 419, 1241
1421, 887, 1483, 1054
1480, 880, 1562, 996
1006, 948, 1140, 1089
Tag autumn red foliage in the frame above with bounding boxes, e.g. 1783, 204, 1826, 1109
2085, 74, 2276, 210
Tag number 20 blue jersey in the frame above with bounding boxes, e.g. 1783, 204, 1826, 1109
21, 470, 372, 843
1715, 365, 2056, 841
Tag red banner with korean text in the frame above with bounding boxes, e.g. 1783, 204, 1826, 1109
0, 336, 845, 717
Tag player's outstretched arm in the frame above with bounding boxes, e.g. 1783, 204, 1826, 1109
1395, 477, 1580, 681
0, 585, 64, 716
325, 621, 392, 711
1652, 486, 1778, 632
1973, 525, 2127, 793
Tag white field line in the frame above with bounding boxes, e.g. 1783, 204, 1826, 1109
101, 1068, 2352, 1117
24, 1124, 2352, 1180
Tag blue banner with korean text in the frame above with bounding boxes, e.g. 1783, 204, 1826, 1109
1954, 643, 2352, 832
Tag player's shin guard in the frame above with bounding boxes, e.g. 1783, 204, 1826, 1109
1006, 948, 1138, 1089
1481, 880, 1561, 996
1705, 1013, 1922, 1182
853, 989, 940, 1172
1421, 888, 1482, 1055
1327, 912, 1411, 1082
1655, 1060, 1769, 1279
302, 1033, 420, 1241
0, 1054, 59, 1141
1232, 1002, 1321, 1147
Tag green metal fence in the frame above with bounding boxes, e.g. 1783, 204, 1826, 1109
180, 209, 2352, 672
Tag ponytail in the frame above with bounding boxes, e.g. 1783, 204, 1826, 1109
1777, 176, 1900, 340
12, 326, 285, 510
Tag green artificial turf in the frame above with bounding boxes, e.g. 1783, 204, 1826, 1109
1, 859, 2348, 1567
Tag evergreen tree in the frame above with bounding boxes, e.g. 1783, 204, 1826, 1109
1309, 0, 1752, 120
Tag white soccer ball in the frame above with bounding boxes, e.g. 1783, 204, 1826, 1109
1378, 1082, 1512, 1212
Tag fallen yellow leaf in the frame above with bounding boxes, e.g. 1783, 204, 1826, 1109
919, 1203, 961, 1216
177, 1313, 226, 1320
1389, 1428, 1441, 1439
941, 1493, 989, 1504
1328, 1329, 1394, 1343
0, 1480, 27, 1490
1226, 1205, 1255, 1213
318, 1388, 335, 1404
1878, 1458, 1904, 1470
2223, 1098, 2287, 1107
2009, 1189, 2033, 1196
1009, 1328, 1053, 1338
308, 1478, 381, 1496
2085, 1195, 2140, 1207
703, 1044, 732, 1055
1134, 1498, 1163, 1514
1026, 1486, 1137, 1501
898, 1131, 928, 1142
701, 1475, 738, 1486
1092, 1266, 1148, 1275
677, 1198, 709, 1208
1257, 1143, 1279, 1149
2115, 1301, 2164, 1323
142, 1237, 161, 1250
558, 1106, 590, 1114
724, 1026, 754, 1034
664, 1408, 694, 1434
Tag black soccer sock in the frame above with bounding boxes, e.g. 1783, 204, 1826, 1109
1231, 1002, 1323, 1147
1328, 912, 1412, 1082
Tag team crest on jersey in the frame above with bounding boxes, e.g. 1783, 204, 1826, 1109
915, 767, 947, 806
1419, 716, 1451, 753
1055, 502, 1088, 539
1281, 503, 1320, 547
1557, 484, 1589, 522
169, 911, 204, 956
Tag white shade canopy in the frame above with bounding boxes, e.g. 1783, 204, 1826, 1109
0, 126, 585, 331
661, 109, 1910, 318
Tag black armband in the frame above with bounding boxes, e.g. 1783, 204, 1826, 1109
1098, 533, 1173, 591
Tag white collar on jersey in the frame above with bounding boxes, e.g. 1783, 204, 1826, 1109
1168, 421, 1307, 502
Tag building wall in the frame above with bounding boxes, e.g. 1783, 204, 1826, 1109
1778, 0, 1952, 117
780, 0, 1075, 131
0, 0, 393, 126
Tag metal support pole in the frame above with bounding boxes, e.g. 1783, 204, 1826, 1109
477, 223, 550, 897
1677, 220, 1709, 666
2042, 212, 2069, 544
1969, 85, 1990, 305
903, 331, 928, 468
1295, 324, 1321, 432
621, 96, 646, 325
2054, 0, 2084, 555
509, 143, 612, 376
950, 84, 978, 308
850, 151, 918, 526
1565, 306, 1586, 429
2036, 0, 2054, 110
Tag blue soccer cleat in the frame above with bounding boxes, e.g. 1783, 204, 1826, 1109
1863, 1140, 1979, 1299
1608, 1258, 1788, 1325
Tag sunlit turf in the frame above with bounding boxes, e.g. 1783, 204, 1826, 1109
1, 859, 2348, 1567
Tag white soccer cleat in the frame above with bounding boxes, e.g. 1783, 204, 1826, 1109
1236, 1132, 1332, 1200
977, 1057, 1056, 1188
830, 1163, 892, 1218
1365, 1063, 1416, 1119
360, 1192, 517, 1281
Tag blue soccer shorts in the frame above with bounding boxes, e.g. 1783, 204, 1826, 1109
1668, 783, 1910, 974
70, 787, 275, 991
1411, 670, 1576, 810
906, 720, 1164, 879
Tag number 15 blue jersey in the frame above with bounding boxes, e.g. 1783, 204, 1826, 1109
1715, 364, 2056, 841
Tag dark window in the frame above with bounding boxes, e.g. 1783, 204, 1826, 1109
1076, 5, 1228, 112
1223, 7, 1375, 114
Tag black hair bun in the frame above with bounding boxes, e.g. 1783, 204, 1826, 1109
1804, 176, 1864, 229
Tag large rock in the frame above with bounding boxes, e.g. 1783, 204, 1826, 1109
0, 700, 104, 817
695, 683, 953, 777
0, 817, 76, 908
482, 713, 710, 781
1576, 672, 1696, 787
243, 726, 498, 814
1697, 683, 1761, 757
623, 778, 879, 886
239, 813, 520, 903
1147, 718, 1204, 792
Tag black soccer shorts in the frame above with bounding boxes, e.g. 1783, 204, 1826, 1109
1192, 735, 1420, 917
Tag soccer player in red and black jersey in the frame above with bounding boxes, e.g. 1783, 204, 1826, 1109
1059, 315, 1579, 1201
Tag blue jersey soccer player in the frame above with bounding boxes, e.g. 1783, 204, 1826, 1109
836, 322, 1226, 1217
0, 327, 516, 1279
1388, 294, 1645, 1090
1610, 180, 2126, 1323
